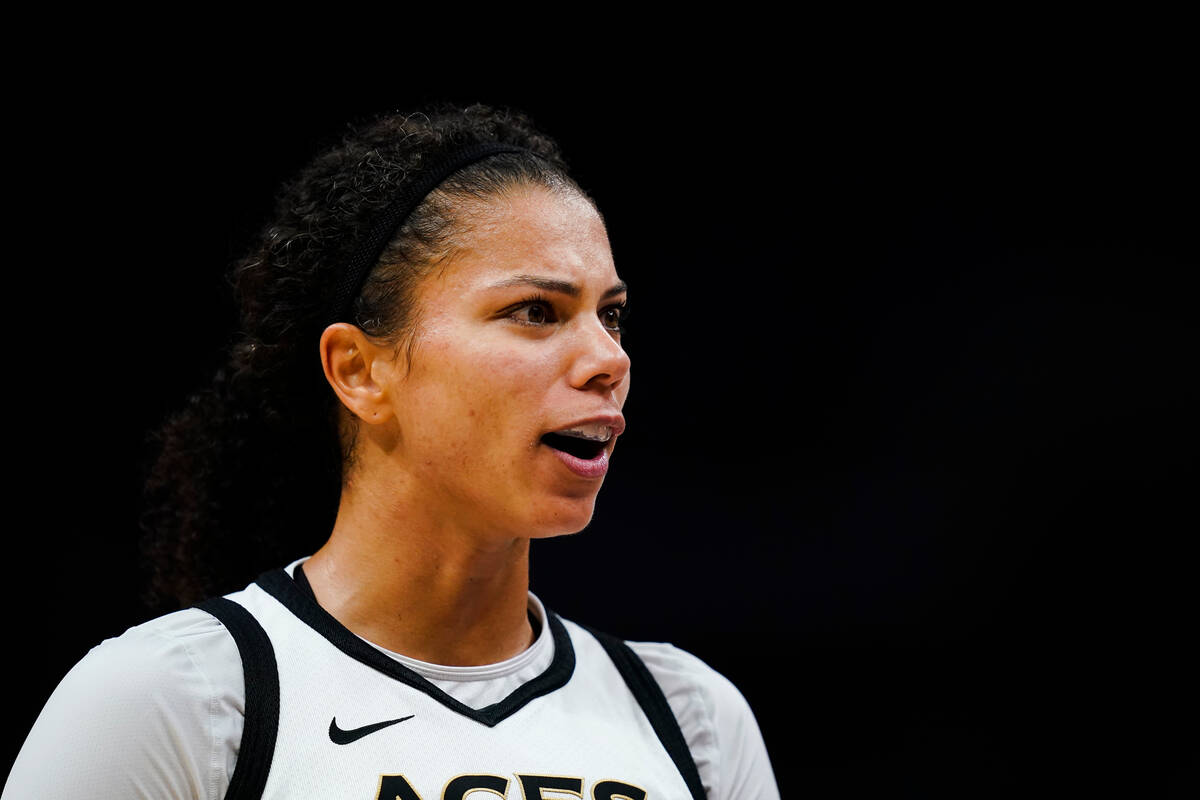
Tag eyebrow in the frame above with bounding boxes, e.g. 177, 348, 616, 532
488, 274, 628, 300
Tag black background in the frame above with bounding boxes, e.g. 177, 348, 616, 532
5, 42, 1197, 797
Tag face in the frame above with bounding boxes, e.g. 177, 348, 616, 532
377, 185, 631, 540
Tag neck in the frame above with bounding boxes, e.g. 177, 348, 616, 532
303, 477, 535, 667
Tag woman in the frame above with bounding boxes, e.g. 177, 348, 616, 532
5, 104, 778, 799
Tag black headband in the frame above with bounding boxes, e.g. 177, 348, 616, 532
328, 141, 530, 325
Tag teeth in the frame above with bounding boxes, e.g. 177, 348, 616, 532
555, 423, 613, 442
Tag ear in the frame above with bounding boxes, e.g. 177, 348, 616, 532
319, 323, 395, 424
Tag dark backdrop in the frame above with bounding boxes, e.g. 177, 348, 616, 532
6, 57, 1196, 797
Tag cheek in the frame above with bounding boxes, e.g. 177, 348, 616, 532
409, 342, 548, 446
469, 351, 550, 433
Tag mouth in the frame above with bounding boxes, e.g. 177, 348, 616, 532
539, 418, 623, 478
540, 430, 610, 460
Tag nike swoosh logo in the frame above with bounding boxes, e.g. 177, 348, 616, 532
328, 714, 415, 745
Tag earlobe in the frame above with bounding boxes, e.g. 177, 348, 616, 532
319, 323, 393, 424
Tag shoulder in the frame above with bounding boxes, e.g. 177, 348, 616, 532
5, 607, 244, 800
85, 605, 243, 684
58, 606, 245, 721
626, 639, 747, 721
625, 640, 780, 800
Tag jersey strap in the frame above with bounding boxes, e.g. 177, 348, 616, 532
583, 627, 708, 800
196, 596, 280, 800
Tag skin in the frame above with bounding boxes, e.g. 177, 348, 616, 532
303, 185, 630, 666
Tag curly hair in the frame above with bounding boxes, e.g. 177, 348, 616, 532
140, 104, 593, 610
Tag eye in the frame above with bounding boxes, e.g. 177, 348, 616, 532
509, 298, 557, 326
600, 302, 628, 333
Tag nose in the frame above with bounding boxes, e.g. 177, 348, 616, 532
568, 316, 631, 393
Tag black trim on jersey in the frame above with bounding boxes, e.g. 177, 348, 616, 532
195, 597, 280, 800
256, 566, 575, 728
584, 626, 708, 800
294, 562, 543, 638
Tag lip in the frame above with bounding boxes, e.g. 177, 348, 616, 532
549, 445, 610, 479
541, 413, 625, 479
545, 414, 627, 440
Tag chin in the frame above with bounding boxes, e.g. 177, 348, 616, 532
526, 496, 599, 539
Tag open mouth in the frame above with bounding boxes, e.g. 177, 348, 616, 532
540, 431, 608, 460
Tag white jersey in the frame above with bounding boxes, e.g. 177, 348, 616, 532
5, 562, 779, 800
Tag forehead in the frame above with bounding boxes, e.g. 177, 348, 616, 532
434, 186, 618, 292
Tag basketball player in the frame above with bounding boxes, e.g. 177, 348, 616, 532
5, 105, 779, 799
